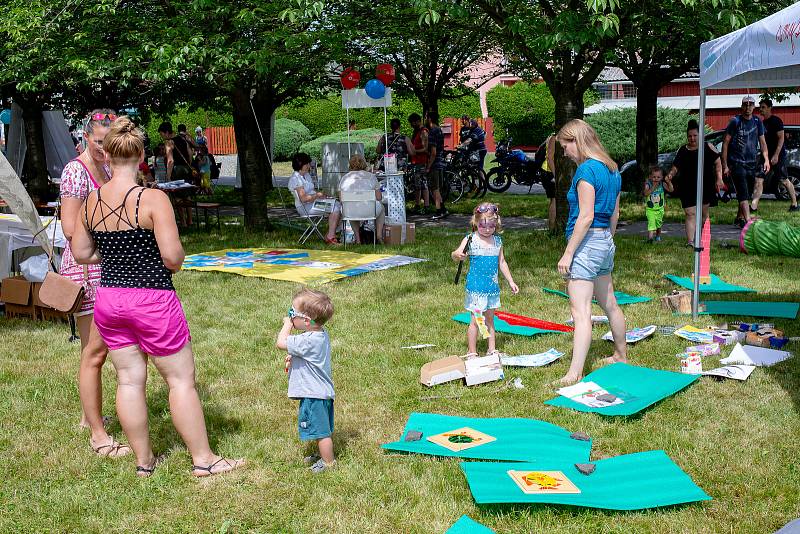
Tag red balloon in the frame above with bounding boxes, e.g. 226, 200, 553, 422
375, 63, 396, 86
340, 68, 360, 90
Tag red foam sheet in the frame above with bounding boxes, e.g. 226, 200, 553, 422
494, 311, 574, 332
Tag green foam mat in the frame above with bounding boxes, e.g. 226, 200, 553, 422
542, 288, 652, 305
451, 313, 565, 337
460, 450, 711, 510
664, 274, 755, 293
446, 515, 495, 534
545, 363, 699, 416
700, 300, 799, 319
382, 413, 592, 463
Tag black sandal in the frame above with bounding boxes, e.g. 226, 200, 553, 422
90, 437, 131, 458
136, 454, 166, 478
191, 457, 245, 478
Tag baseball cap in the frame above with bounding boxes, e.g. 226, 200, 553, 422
742, 96, 755, 104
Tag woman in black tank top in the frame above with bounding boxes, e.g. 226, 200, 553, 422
71, 117, 244, 478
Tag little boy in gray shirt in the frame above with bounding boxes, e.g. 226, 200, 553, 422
276, 289, 335, 473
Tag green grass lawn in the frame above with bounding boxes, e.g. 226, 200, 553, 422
2, 223, 799, 533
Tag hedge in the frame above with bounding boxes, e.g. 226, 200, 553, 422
273, 118, 312, 161
486, 82, 600, 147
277, 93, 482, 138
585, 107, 693, 164
298, 128, 385, 164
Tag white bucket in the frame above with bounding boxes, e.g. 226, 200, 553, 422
678, 353, 702, 374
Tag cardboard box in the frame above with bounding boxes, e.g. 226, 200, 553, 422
1, 276, 36, 319
746, 328, 785, 348
464, 353, 504, 386
420, 354, 504, 387
383, 223, 415, 245
420, 356, 466, 386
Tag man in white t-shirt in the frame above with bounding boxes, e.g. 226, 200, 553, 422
338, 154, 385, 244
288, 153, 342, 244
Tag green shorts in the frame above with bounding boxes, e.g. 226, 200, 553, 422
298, 398, 334, 441
646, 207, 664, 231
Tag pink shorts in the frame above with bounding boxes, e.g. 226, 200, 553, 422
94, 287, 191, 356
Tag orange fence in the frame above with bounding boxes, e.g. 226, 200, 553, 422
206, 126, 237, 155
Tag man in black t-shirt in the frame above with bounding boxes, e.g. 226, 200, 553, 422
158, 121, 194, 183
425, 111, 448, 219
752, 99, 798, 212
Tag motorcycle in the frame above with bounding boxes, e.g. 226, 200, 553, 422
486, 137, 546, 193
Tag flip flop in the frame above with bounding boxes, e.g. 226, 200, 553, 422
90, 437, 132, 458
136, 454, 167, 478
192, 457, 246, 478
79, 415, 113, 431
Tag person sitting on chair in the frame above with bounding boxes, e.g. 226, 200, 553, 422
288, 152, 342, 245
338, 154, 385, 244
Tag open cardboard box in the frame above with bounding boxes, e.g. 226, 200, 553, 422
420, 353, 504, 387
1, 275, 36, 319
383, 223, 415, 245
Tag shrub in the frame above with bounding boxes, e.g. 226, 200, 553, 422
486, 82, 599, 147
277, 92, 482, 138
585, 107, 693, 164
298, 128, 385, 165
273, 118, 312, 161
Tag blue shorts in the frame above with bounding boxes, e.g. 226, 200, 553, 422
464, 291, 500, 313
298, 398, 334, 441
569, 229, 615, 281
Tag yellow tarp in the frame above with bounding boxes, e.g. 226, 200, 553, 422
181, 248, 425, 284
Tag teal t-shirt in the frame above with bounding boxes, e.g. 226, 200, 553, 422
566, 159, 621, 239
645, 181, 665, 209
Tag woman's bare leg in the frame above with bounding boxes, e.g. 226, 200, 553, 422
684, 206, 696, 244
109, 345, 153, 467
593, 275, 627, 364
560, 279, 594, 384
76, 314, 112, 445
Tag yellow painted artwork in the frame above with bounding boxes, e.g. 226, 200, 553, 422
507, 470, 581, 495
181, 248, 425, 285
426, 427, 497, 452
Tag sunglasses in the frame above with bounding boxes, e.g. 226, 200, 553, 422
288, 307, 315, 324
91, 113, 117, 122
475, 204, 499, 214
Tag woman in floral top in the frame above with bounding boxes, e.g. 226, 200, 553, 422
59, 109, 130, 458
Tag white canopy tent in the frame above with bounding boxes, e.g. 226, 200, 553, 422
694, 0, 800, 317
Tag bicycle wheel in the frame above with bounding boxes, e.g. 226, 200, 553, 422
474, 168, 488, 199
445, 170, 467, 203
486, 167, 512, 193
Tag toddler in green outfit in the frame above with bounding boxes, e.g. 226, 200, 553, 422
643, 165, 673, 242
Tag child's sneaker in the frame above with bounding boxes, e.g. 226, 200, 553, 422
655, 236, 662, 242
486, 349, 507, 358
309, 458, 336, 473
303, 454, 321, 466
645, 237, 654, 244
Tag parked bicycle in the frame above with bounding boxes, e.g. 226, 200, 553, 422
443, 146, 487, 202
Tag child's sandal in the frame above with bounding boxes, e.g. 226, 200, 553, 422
461, 352, 479, 359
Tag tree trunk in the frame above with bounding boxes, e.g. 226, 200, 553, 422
17, 96, 51, 202
551, 88, 584, 232
230, 87, 273, 231
634, 82, 660, 190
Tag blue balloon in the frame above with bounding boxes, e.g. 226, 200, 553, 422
364, 79, 386, 99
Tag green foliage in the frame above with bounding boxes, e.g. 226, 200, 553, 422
278, 93, 481, 138
273, 118, 312, 161
585, 107, 692, 164
487, 82, 599, 147
298, 128, 385, 163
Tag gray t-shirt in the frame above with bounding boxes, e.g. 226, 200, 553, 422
286, 329, 334, 400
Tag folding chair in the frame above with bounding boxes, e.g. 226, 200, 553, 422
291, 189, 332, 244
340, 189, 379, 248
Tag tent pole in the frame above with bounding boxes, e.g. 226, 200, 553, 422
346, 104, 351, 161
692, 89, 706, 319
383, 98, 389, 162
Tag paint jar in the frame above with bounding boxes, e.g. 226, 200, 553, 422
677, 353, 702, 374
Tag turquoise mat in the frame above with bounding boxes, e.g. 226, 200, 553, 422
382, 413, 591, 463
446, 515, 494, 534
451, 313, 565, 337
542, 288, 651, 305
460, 450, 711, 510
700, 300, 799, 319
545, 363, 699, 416
664, 274, 755, 293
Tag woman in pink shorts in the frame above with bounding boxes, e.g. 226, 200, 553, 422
70, 117, 244, 477
60, 109, 130, 458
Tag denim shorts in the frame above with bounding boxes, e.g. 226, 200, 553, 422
729, 161, 757, 202
569, 229, 615, 280
298, 398, 334, 441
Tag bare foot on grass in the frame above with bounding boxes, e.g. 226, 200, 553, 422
552, 374, 583, 387
600, 353, 627, 366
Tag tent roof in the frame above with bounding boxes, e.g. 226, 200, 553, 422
700, 1, 800, 89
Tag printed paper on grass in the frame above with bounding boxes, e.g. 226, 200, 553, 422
182, 248, 425, 284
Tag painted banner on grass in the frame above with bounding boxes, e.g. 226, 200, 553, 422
182, 248, 425, 284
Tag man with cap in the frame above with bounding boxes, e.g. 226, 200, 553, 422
722, 95, 770, 227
